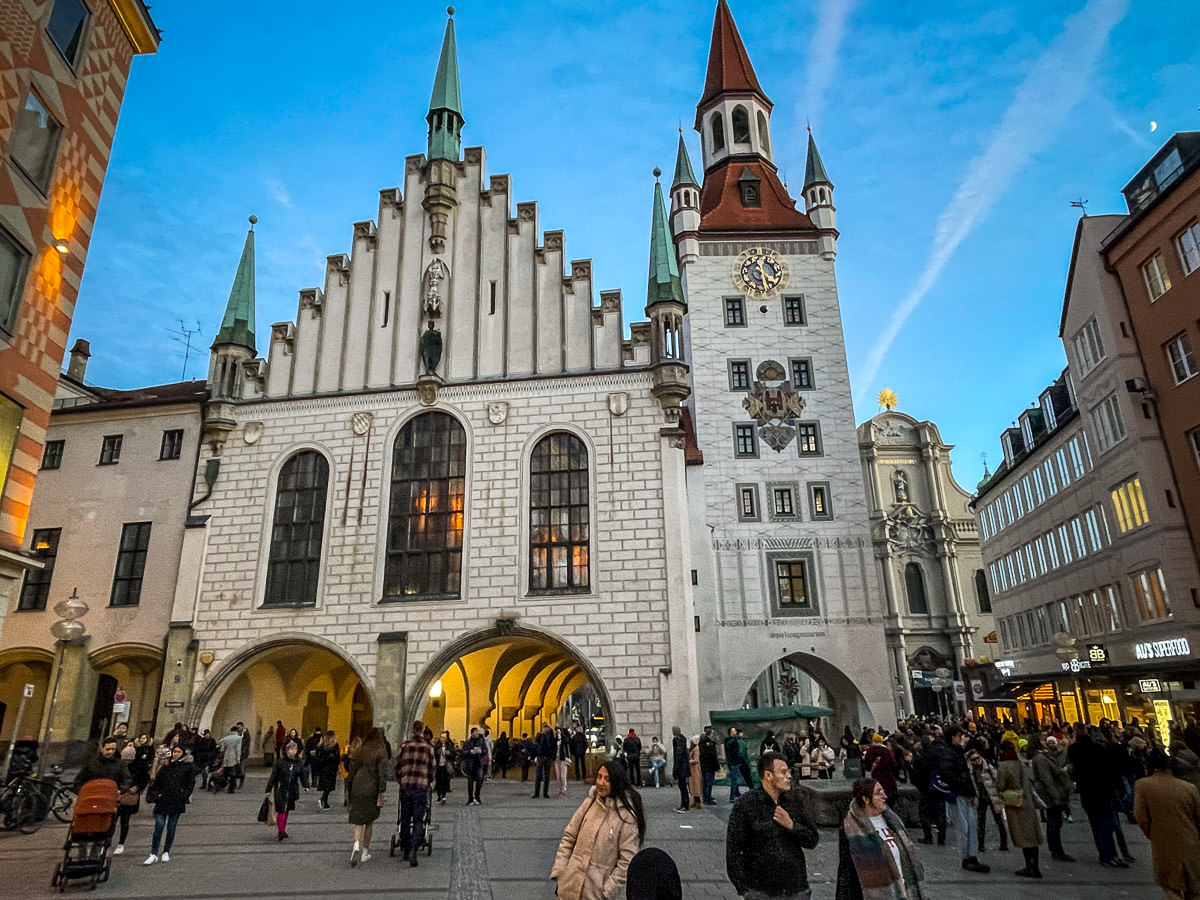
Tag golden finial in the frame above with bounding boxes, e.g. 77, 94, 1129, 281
877, 388, 898, 411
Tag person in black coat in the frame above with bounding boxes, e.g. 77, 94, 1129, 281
698, 727, 719, 805
670, 727, 689, 813
72, 735, 132, 792
144, 744, 194, 866
265, 741, 305, 841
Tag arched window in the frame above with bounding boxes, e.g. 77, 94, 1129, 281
975, 569, 992, 614
732, 105, 751, 143
530, 432, 589, 592
905, 562, 928, 614
757, 110, 770, 152
384, 411, 466, 600
710, 113, 725, 152
264, 451, 329, 607
819, 188, 827, 203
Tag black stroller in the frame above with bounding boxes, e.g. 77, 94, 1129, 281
51, 778, 119, 891
389, 784, 435, 858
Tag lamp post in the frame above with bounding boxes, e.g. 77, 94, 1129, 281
38, 587, 88, 776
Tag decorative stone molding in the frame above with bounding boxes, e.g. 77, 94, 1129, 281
544, 230, 564, 252
243, 421, 264, 445
517, 201, 536, 222
326, 254, 350, 287
379, 187, 403, 218
600, 291, 621, 314
571, 260, 591, 281
486, 401, 508, 425
489, 174, 509, 195
607, 392, 628, 416
350, 412, 374, 435
405, 154, 425, 174
240, 358, 266, 392
416, 373, 442, 406
463, 147, 483, 165
271, 322, 296, 354
299, 287, 324, 317
884, 504, 935, 554
353, 220, 377, 247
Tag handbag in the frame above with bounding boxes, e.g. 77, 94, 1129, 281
1000, 788, 1024, 807
257, 797, 270, 822
118, 789, 140, 807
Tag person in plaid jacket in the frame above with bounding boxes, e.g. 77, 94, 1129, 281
394, 721, 436, 867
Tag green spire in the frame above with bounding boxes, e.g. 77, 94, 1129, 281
427, 10, 464, 161
671, 132, 698, 189
214, 217, 257, 352
803, 130, 831, 189
646, 170, 684, 308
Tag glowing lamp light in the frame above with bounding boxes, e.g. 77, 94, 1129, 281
35, 540, 51, 551
429, 679, 443, 699
53, 238, 69, 254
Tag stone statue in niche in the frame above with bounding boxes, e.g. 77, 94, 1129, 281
893, 468, 909, 503
424, 258, 447, 315
420, 320, 443, 375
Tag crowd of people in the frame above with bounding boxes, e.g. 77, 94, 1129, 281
51, 710, 1200, 899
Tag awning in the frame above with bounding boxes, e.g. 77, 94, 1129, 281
979, 680, 1052, 702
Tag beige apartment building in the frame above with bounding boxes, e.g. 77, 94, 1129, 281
971, 214, 1200, 738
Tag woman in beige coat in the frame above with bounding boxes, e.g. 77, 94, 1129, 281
551, 760, 645, 899
994, 740, 1043, 878
687, 736, 703, 808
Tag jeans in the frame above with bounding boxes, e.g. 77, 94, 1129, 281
400, 785, 428, 853
1081, 793, 1118, 862
650, 759, 666, 786
954, 796, 979, 860
151, 812, 180, 854
1045, 803, 1067, 856
728, 764, 744, 801
534, 758, 552, 796
702, 769, 716, 802
466, 769, 484, 803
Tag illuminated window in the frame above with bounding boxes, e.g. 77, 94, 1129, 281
529, 432, 589, 592
808, 482, 831, 519
773, 558, 816, 612
110, 522, 151, 607
18, 527, 61, 611
385, 413, 465, 600
264, 451, 329, 607
796, 422, 821, 456
1111, 477, 1149, 533
1141, 254, 1171, 301
1131, 567, 1172, 621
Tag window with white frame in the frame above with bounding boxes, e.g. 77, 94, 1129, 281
1084, 509, 1104, 552
1043, 458, 1058, 495
1022, 477, 1034, 513
1141, 254, 1172, 301
1131, 566, 1172, 621
1071, 518, 1087, 557
1057, 523, 1074, 564
1166, 332, 1198, 384
1068, 438, 1086, 478
736, 484, 759, 522
1045, 530, 1060, 569
1032, 468, 1046, 504
1092, 393, 1126, 452
1111, 476, 1149, 533
808, 482, 832, 519
1073, 317, 1106, 376
769, 484, 797, 519
1057, 448, 1071, 487
1177, 221, 1200, 275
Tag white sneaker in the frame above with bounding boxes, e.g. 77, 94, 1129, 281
143, 854, 158, 866
113, 845, 124, 856
160, 852, 170, 863
360, 849, 371, 863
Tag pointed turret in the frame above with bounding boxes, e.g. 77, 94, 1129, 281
696, 0, 771, 115
427, 9, 464, 162
208, 217, 259, 413
645, 169, 689, 419
802, 130, 838, 259
670, 133, 701, 265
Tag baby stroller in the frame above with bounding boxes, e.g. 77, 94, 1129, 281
51, 778, 119, 891
389, 784, 435, 858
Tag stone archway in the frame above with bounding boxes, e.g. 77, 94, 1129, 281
743, 651, 876, 733
88, 642, 162, 740
0, 647, 54, 744
191, 634, 375, 754
403, 624, 613, 744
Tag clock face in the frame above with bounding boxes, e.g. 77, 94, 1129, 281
733, 247, 789, 298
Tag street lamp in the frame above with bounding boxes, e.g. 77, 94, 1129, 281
38, 588, 88, 776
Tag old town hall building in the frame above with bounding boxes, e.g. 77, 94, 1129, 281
1, 2, 892, 757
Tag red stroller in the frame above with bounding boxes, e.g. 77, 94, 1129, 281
51, 778, 119, 891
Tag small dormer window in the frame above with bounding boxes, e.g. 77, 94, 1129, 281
737, 167, 761, 208
710, 113, 725, 152
732, 106, 751, 144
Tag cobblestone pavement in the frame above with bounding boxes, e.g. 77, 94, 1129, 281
0, 768, 1164, 898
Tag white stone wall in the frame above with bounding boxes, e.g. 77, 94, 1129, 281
682, 245, 893, 727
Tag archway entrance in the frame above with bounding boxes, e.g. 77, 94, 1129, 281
89, 643, 162, 741
0, 649, 53, 745
196, 638, 373, 759
411, 629, 611, 746
744, 652, 875, 734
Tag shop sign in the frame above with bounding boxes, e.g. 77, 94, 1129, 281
953, 680, 966, 701
1139, 678, 1162, 693
1061, 658, 1092, 673
994, 659, 1017, 677
1135, 637, 1192, 660
1154, 699, 1173, 749
1086, 644, 1109, 665
983, 631, 998, 644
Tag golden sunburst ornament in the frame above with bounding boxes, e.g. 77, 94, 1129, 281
877, 388, 898, 411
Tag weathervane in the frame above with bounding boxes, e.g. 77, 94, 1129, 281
1069, 198, 1088, 217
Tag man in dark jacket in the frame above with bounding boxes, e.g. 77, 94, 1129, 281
72, 735, 132, 792
1069, 723, 1128, 867
699, 726, 720, 805
726, 751, 819, 898
725, 727, 745, 802
532, 724, 555, 798
928, 725, 988, 873
569, 728, 588, 780
671, 726, 689, 813
624, 729, 643, 786
911, 738, 946, 845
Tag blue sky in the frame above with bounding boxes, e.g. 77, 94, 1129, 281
72, 0, 1200, 488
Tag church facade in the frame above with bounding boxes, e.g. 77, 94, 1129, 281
2, 2, 897, 754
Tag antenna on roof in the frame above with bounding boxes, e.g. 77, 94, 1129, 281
168, 319, 203, 381
1069, 198, 1088, 216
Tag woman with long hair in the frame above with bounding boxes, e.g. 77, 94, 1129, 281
312, 730, 341, 810
265, 740, 304, 841
341, 735, 362, 807
346, 727, 389, 867
555, 727, 571, 797
142, 743, 195, 866
551, 759, 645, 899
434, 731, 454, 805
834, 777, 925, 900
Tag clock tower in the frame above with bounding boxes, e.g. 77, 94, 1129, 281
679, 1, 893, 727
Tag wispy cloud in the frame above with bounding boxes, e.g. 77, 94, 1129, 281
854, 0, 1130, 403
267, 177, 294, 208
1108, 106, 1154, 150
801, 0, 854, 132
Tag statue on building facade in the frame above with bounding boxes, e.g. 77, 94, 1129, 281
420, 320, 443, 374
893, 468, 909, 503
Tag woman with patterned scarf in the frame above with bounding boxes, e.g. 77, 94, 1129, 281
835, 777, 926, 900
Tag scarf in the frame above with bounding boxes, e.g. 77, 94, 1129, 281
843, 805, 925, 900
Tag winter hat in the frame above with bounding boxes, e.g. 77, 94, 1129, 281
626, 847, 683, 900
872, 734, 885, 744
1045, 736, 1058, 746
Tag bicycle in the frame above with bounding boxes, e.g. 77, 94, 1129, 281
40, 767, 76, 823
0, 774, 50, 833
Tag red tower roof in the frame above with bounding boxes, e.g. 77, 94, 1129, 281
699, 161, 814, 232
695, 0, 772, 127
